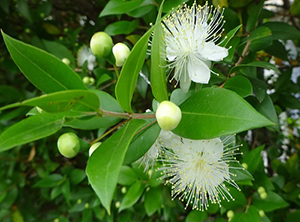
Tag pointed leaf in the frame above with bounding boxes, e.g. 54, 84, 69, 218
173, 88, 274, 139
230, 61, 280, 74
2, 31, 86, 93
86, 119, 145, 214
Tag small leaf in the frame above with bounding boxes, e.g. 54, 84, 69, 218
144, 187, 163, 216
0, 112, 65, 152
2, 31, 86, 93
230, 61, 280, 74
220, 24, 242, 48
0, 90, 100, 112
100, 0, 144, 17
117, 166, 138, 186
105, 20, 139, 36
253, 191, 289, 211
246, 0, 265, 32
33, 174, 64, 188
173, 88, 274, 139
151, 0, 168, 102
243, 145, 264, 174
86, 119, 145, 214
119, 180, 145, 212
230, 206, 260, 222
263, 21, 300, 40
224, 75, 253, 97
186, 211, 206, 222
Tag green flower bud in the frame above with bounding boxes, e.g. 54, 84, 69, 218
242, 162, 248, 169
257, 186, 265, 194
259, 210, 265, 217
115, 201, 121, 208
77, 199, 82, 204
112, 43, 130, 67
57, 133, 80, 158
89, 142, 101, 156
62, 58, 70, 66
227, 210, 234, 219
260, 191, 268, 199
156, 101, 182, 131
90, 32, 113, 58
89, 77, 95, 85
121, 187, 127, 194
85, 203, 89, 208
83, 76, 90, 84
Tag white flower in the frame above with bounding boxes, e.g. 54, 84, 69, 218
163, 2, 228, 92
112, 43, 130, 67
159, 134, 241, 211
77, 45, 97, 71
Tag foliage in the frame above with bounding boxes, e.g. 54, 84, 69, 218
0, 0, 300, 221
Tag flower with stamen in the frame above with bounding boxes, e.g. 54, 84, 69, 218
163, 1, 228, 92
159, 134, 241, 211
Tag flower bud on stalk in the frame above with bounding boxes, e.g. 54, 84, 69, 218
90, 32, 113, 58
57, 133, 80, 158
156, 101, 182, 131
112, 43, 130, 67
89, 142, 101, 156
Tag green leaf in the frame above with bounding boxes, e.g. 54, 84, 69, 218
65, 90, 122, 130
230, 61, 280, 74
186, 211, 206, 222
70, 169, 86, 185
104, 20, 139, 36
247, 77, 267, 102
243, 145, 264, 174
117, 166, 138, 186
0, 112, 65, 152
230, 206, 260, 222
223, 75, 253, 97
86, 119, 145, 214
263, 22, 300, 40
246, 0, 265, 32
124, 121, 160, 165
162, 0, 185, 12
0, 90, 100, 112
221, 186, 247, 209
1, 31, 87, 93
33, 174, 64, 188
245, 26, 272, 52
150, 0, 168, 102
119, 180, 145, 212
144, 187, 163, 216
100, 0, 144, 17
173, 88, 274, 139
286, 210, 300, 222
253, 191, 289, 211
230, 161, 254, 182
220, 24, 242, 48
264, 40, 289, 61
115, 0, 167, 112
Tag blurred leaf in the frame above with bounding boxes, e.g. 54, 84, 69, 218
228, 0, 253, 8
34, 174, 64, 188
286, 210, 300, 222
119, 180, 145, 212
223, 8, 240, 32
70, 169, 86, 185
144, 186, 163, 216
127, 4, 155, 18
124, 121, 160, 164
105, 20, 139, 36
86, 119, 145, 214
264, 40, 289, 61
173, 88, 273, 139
118, 166, 138, 186
290, 0, 300, 15
247, 77, 267, 102
247, 26, 272, 52
243, 145, 264, 174
230, 206, 259, 222
16, 0, 32, 22
162, 0, 186, 12
42, 23, 61, 35
186, 210, 206, 222
100, 0, 144, 17
230, 162, 254, 182
263, 22, 300, 40
0, 90, 100, 112
230, 61, 279, 74
151, 0, 168, 102
2, 31, 87, 93
170, 88, 194, 106
0, 112, 65, 152
212, 0, 228, 7
253, 191, 289, 211
221, 186, 247, 209
246, 0, 265, 32
224, 75, 253, 97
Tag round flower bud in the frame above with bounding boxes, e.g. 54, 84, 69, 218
89, 142, 101, 156
90, 32, 113, 58
156, 101, 182, 131
260, 191, 268, 199
83, 76, 90, 84
259, 210, 265, 217
257, 186, 265, 194
115, 201, 121, 208
242, 162, 248, 169
112, 43, 130, 67
57, 133, 80, 158
227, 210, 234, 219
121, 187, 127, 194
62, 58, 70, 66
89, 77, 95, 85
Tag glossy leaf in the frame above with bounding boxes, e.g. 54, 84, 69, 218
2, 31, 87, 93
0, 90, 100, 112
173, 88, 274, 139
246, 0, 265, 32
243, 145, 264, 174
104, 20, 139, 36
0, 112, 65, 152
230, 61, 280, 74
186, 211, 206, 222
263, 22, 300, 40
230, 206, 260, 222
247, 26, 272, 52
223, 75, 253, 97
144, 187, 163, 216
115, 1, 166, 112
253, 191, 289, 211
86, 119, 145, 214
119, 180, 145, 212
150, 0, 168, 102
100, 0, 144, 17
220, 24, 242, 48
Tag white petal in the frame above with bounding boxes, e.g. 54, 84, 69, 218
201, 42, 228, 61
180, 75, 191, 93
188, 60, 211, 84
